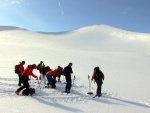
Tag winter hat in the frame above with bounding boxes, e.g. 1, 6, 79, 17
69, 62, 72, 66
22, 61, 25, 64
94, 67, 100, 71
32, 64, 37, 69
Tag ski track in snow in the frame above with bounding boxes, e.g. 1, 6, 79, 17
0, 77, 150, 107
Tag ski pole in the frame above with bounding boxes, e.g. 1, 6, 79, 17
37, 77, 41, 89
29, 75, 31, 86
72, 75, 76, 85
88, 75, 91, 91
37, 77, 40, 85
74, 75, 76, 81
87, 75, 93, 95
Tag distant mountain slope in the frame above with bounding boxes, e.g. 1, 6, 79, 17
0, 26, 28, 31
0, 25, 149, 53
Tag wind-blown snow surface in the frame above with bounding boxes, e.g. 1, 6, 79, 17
0, 25, 150, 113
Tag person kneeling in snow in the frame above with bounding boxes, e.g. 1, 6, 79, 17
14, 64, 38, 96
45, 66, 62, 88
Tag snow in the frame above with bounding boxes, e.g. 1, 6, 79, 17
0, 25, 150, 113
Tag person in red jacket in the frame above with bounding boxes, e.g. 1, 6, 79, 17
15, 64, 37, 96
91, 66, 105, 97
18, 61, 25, 86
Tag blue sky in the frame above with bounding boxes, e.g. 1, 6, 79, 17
0, 0, 150, 33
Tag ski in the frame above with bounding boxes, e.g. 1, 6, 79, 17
93, 95, 98, 98
62, 91, 70, 94
102, 92, 107, 96
45, 85, 51, 88
93, 93, 107, 98
87, 92, 93, 95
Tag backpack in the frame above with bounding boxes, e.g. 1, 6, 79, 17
62, 66, 68, 75
22, 88, 35, 96
62, 67, 65, 75
14, 64, 20, 74
95, 71, 102, 79
37, 64, 40, 70
94, 67, 101, 79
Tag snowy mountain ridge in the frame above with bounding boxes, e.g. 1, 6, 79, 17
1, 25, 150, 53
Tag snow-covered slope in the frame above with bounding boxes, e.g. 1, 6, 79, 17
0, 25, 150, 113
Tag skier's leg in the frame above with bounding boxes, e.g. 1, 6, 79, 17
43, 75, 46, 85
18, 74, 22, 86
46, 75, 53, 86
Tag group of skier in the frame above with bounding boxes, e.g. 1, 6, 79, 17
14, 61, 105, 97
14, 61, 73, 95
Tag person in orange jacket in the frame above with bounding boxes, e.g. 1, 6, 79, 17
18, 61, 25, 86
91, 66, 105, 97
15, 64, 38, 96
46, 66, 62, 88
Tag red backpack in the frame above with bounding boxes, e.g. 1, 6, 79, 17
14, 64, 20, 74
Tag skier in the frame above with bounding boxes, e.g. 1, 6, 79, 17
39, 66, 51, 88
63, 63, 73, 93
14, 64, 38, 96
45, 66, 62, 88
56, 66, 63, 82
91, 66, 105, 97
37, 61, 45, 73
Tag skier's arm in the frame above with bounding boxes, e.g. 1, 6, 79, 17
101, 71, 105, 80
29, 70, 37, 78
91, 72, 95, 81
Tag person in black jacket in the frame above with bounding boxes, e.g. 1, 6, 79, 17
63, 63, 73, 93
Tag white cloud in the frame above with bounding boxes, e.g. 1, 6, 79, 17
58, 0, 64, 15
4, 0, 22, 5
123, 7, 132, 14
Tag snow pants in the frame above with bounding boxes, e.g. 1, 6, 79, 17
18, 74, 22, 86
17, 76, 30, 95
95, 79, 103, 96
39, 74, 46, 87
65, 75, 72, 92
46, 74, 56, 88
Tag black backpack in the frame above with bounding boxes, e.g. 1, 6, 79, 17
37, 64, 40, 70
14, 64, 20, 74
95, 71, 102, 79
94, 67, 102, 79
62, 67, 67, 75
